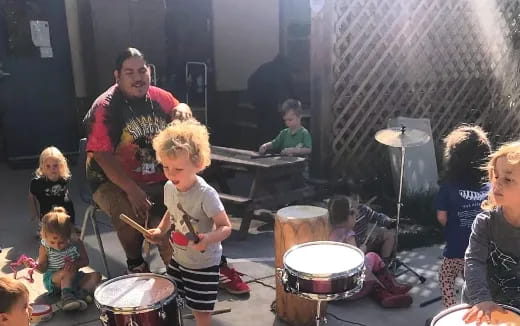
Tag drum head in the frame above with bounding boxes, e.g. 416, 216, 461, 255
432, 304, 520, 326
277, 205, 328, 220
95, 273, 176, 311
284, 241, 364, 277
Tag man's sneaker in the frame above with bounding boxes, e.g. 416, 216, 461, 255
219, 266, 251, 294
127, 261, 150, 274
61, 292, 81, 311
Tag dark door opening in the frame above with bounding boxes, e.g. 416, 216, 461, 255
0, 0, 78, 167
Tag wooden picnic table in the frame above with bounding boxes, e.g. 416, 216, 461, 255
204, 146, 314, 238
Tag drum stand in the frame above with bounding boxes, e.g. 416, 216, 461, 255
387, 130, 426, 283
315, 300, 325, 326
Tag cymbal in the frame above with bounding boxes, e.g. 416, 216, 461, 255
375, 127, 430, 148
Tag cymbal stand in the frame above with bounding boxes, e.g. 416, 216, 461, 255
389, 126, 426, 283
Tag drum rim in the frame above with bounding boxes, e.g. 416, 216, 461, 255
276, 205, 328, 220
431, 303, 520, 325
94, 273, 177, 313
283, 241, 365, 279
30, 303, 52, 316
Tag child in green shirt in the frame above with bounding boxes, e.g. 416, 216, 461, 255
259, 99, 312, 157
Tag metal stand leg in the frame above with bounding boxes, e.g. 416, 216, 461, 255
390, 133, 426, 284
81, 205, 111, 278
316, 300, 322, 326
315, 300, 327, 326
80, 205, 93, 240
394, 145, 405, 258
91, 210, 111, 278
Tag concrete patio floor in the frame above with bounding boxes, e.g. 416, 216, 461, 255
0, 163, 450, 326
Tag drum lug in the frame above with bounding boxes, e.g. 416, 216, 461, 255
176, 295, 185, 308
99, 312, 109, 325
159, 307, 167, 320
295, 279, 300, 294
277, 268, 292, 294
276, 268, 288, 287
275, 267, 284, 280
127, 317, 139, 326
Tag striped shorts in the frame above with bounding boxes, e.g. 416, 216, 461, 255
166, 258, 220, 312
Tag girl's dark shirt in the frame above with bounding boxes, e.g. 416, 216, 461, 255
30, 176, 75, 222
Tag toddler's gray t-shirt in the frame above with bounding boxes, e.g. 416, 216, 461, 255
164, 175, 224, 269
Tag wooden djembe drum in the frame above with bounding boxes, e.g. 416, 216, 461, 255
274, 205, 329, 326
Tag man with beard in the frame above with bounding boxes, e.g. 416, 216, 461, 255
83, 48, 191, 273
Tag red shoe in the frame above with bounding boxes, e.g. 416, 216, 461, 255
375, 269, 413, 295
219, 266, 251, 294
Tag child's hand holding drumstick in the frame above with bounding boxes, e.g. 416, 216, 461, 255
120, 214, 165, 245
144, 228, 166, 245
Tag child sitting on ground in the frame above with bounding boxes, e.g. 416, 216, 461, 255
328, 195, 412, 308
147, 119, 232, 326
36, 207, 101, 311
0, 277, 32, 326
259, 99, 312, 157
29, 147, 76, 233
462, 141, 520, 324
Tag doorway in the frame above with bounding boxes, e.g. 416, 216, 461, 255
0, 0, 77, 167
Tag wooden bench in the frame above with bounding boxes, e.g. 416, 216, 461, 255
218, 193, 253, 239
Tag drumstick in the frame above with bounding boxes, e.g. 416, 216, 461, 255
362, 222, 378, 247
119, 214, 151, 236
365, 269, 388, 289
360, 196, 378, 247
365, 196, 377, 206
183, 308, 231, 319
143, 213, 151, 258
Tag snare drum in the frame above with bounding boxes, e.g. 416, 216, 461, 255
94, 273, 183, 326
431, 304, 520, 326
279, 241, 365, 300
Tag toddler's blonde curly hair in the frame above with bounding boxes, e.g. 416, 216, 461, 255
152, 119, 211, 169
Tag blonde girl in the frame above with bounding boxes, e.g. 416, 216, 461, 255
36, 207, 101, 311
29, 146, 75, 225
463, 141, 520, 324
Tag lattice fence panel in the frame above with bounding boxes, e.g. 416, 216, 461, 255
329, 0, 520, 175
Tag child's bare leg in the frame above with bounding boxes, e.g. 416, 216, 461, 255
380, 229, 396, 259
78, 272, 102, 292
51, 270, 75, 290
52, 270, 83, 311
193, 311, 211, 326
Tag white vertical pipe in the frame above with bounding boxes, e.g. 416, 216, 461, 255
64, 0, 87, 98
